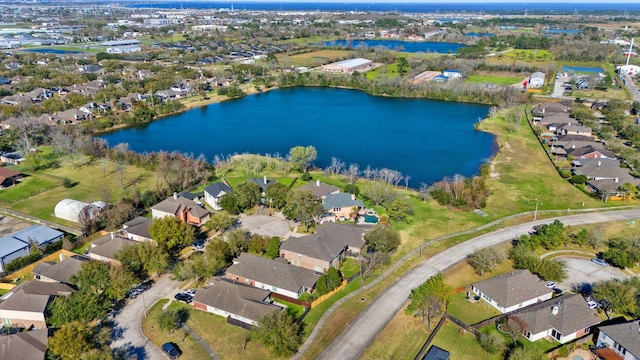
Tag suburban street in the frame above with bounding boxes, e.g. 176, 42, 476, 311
315, 209, 640, 360
110, 274, 182, 360
622, 74, 640, 102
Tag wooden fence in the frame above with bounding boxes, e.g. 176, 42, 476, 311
310, 280, 347, 309
3, 249, 77, 281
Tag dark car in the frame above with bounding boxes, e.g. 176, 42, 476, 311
174, 293, 192, 303
162, 342, 181, 359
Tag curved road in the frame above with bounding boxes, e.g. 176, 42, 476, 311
316, 209, 640, 360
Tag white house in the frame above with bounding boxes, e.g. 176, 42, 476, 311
529, 72, 546, 88
442, 69, 463, 79
203, 182, 232, 211
471, 270, 553, 314
596, 319, 640, 360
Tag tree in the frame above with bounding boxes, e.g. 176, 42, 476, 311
252, 311, 302, 356
265, 237, 281, 259
265, 182, 289, 210
204, 239, 232, 274
206, 211, 235, 233
362, 181, 395, 206
283, 190, 324, 231
316, 267, 343, 295
71, 261, 111, 296
106, 265, 136, 301
467, 247, 505, 276
504, 316, 527, 346
149, 217, 196, 253
157, 308, 189, 332
219, 193, 242, 214
49, 321, 95, 360
507, 346, 545, 360
226, 229, 251, 257
288, 145, 317, 171
406, 273, 451, 330
478, 333, 505, 355
235, 181, 262, 210
386, 198, 413, 223
248, 234, 269, 255
397, 56, 409, 75
364, 224, 400, 253
593, 279, 639, 318
344, 184, 359, 196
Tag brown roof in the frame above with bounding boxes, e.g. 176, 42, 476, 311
0, 329, 49, 360
0, 166, 22, 183
298, 181, 340, 198
89, 236, 137, 260
227, 253, 319, 293
598, 319, 640, 358
193, 279, 280, 323
510, 293, 600, 337
472, 270, 553, 309
151, 194, 210, 219
280, 223, 367, 263
0, 281, 75, 313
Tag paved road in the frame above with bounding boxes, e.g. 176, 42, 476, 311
622, 74, 640, 102
315, 209, 640, 360
111, 274, 182, 360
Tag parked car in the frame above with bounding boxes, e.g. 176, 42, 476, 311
591, 258, 608, 267
587, 300, 598, 309
545, 281, 557, 289
191, 241, 204, 251
162, 342, 182, 359
174, 293, 192, 303
184, 289, 197, 297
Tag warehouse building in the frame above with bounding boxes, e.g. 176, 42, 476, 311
321, 58, 373, 73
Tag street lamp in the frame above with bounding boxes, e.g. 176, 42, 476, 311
533, 198, 542, 221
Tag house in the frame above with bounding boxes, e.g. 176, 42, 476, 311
572, 158, 640, 192
0, 236, 30, 272
507, 293, 600, 344
0, 152, 25, 165
549, 135, 601, 151
566, 145, 615, 160
0, 167, 23, 189
280, 223, 368, 273
247, 176, 274, 195
321, 193, 365, 222
298, 180, 340, 199
0, 280, 75, 329
0, 328, 49, 360
54, 108, 91, 124
471, 270, 554, 314
204, 182, 232, 210
442, 69, 463, 79
557, 123, 592, 137
226, 253, 319, 300
529, 72, 546, 88
150, 192, 210, 226
192, 278, 281, 327
87, 233, 137, 264
32, 255, 88, 284
121, 217, 153, 242
12, 225, 64, 248
422, 345, 451, 360
596, 318, 640, 360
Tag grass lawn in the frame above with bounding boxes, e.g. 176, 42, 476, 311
178, 303, 280, 360
277, 49, 353, 68
447, 292, 502, 325
141, 300, 209, 359
366, 63, 400, 80
502, 49, 553, 62
0, 156, 157, 223
431, 322, 500, 360
466, 74, 524, 86
340, 258, 360, 278
481, 323, 556, 355
273, 299, 306, 318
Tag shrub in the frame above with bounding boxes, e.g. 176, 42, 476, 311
62, 177, 74, 188
478, 333, 504, 354
5, 252, 42, 273
301, 172, 312, 181
344, 184, 360, 196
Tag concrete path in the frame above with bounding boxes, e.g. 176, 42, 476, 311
111, 274, 182, 360
312, 209, 640, 360
183, 324, 220, 360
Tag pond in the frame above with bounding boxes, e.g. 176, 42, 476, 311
562, 66, 605, 74
22, 48, 83, 55
100, 88, 496, 187
322, 39, 467, 54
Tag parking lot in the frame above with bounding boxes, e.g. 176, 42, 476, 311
557, 256, 628, 292
0, 215, 32, 235
239, 214, 291, 238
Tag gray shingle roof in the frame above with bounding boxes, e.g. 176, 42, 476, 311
193, 279, 280, 323
598, 319, 640, 358
0, 281, 75, 313
89, 236, 137, 260
510, 293, 600, 336
472, 270, 553, 309
566, 145, 615, 159
0, 329, 48, 360
298, 181, 340, 198
573, 158, 640, 185
32, 256, 88, 284
122, 217, 152, 240
280, 223, 367, 262
322, 193, 364, 210
151, 195, 210, 218
227, 253, 319, 293
204, 182, 232, 198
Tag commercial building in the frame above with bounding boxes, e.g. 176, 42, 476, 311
321, 58, 373, 73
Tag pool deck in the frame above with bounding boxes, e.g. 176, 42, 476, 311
556, 349, 595, 360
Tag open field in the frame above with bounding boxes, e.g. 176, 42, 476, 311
366, 63, 400, 80
141, 300, 209, 359
276, 49, 352, 68
502, 49, 553, 62
466, 74, 524, 86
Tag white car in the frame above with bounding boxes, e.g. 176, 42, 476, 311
184, 289, 197, 297
587, 300, 598, 309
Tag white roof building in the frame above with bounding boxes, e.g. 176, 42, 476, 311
54, 199, 95, 223
321, 58, 373, 73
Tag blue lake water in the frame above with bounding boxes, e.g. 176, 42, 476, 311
465, 33, 495, 37
23, 48, 83, 54
322, 40, 466, 54
100, 88, 495, 186
562, 66, 605, 74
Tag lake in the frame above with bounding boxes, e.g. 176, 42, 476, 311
100, 88, 495, 186
322, 40, 466, 54
23, 48, 83, 55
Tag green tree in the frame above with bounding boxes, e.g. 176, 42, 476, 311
364, 224, 401, 253
249, 234, 269, 255
265, 182, 290, 210
71, 261, 111, 296
288, 145, 317, 171
507, 346, 545, 360
226, 229, 251, 257
206, 210, 235, 233
235, 181, 262, 210
49, 321, 95, 360
386, 198, 413, 223
344, 184, 360, 196
106, 264, 137, 301
467, 247, 505, 276
157, 308, 189, 332
397, 57, 409, 75
252, 311, 302, 356
593, 278, 639, 318
265, 237, 281, 259
204, 239, 232, 274
283, 190, 324, 231
406, 273, 451, 330
149, 217, 196, 253
219, 193, 242, 214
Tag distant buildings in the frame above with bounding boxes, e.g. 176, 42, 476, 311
101, 39, 142, 54
321, 58, 373, 73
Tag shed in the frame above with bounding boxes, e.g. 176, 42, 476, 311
54, 199, 93, 223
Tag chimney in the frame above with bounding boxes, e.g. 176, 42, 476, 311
173, 192, 178, 200
316, 179, 320, 187
551, 306, 559, 315
351, 194, 356, 200
59, 253, 65, 262
615, 177, 619, 183
597, 160, 601, 167
263, 175, 267, 185
110, 232, 114, 240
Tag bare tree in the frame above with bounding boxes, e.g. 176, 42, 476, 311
50, 126, 86, 169
451, 174, 466, 200
403, 176, 411, 190
343, 163, 360, 184
419, 182, 430, 202
100, 157, 110, 177
112, 143, 129, 190
362, 181, 395, 206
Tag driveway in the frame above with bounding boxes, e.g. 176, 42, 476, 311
238, 214, 290, 238
310, 209, 640, 360
557, 256, 628, 292
111, 274, 182, 359
552, 74, 571, 98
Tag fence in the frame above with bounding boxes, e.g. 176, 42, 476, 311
414, 313, 479, 360
270, 292, 311, 307
3, 249, 77, 281
0, 206, 81, 235
227, 316, 254, 331
310, 280, 347, 309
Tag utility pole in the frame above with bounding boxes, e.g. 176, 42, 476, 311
533, 198, 541, 221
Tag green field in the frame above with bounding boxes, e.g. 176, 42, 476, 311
432, 322, 500, 360
466, 74, 524, 86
